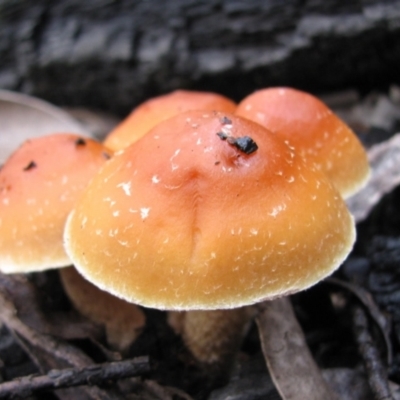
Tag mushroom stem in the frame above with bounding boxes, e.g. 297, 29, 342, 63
60, 267, 146, 353
169, 307, 255, 372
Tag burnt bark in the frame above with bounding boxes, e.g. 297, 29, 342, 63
0, 357, 150, 399
1, 0, 400, 114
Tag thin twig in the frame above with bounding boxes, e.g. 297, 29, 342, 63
352, 305, 394, 400
0, 281, 93, 369
256, 297, 338, 400
0, 280, 128, 399
0, 357, 150, 399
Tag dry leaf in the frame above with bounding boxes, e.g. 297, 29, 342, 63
347, 132, 400, 223
256, 298, 338, 400
0, 89, 89, 164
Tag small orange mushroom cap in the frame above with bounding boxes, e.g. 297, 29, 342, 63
236, 87, 370, 198
103, 90, 236, 151
0, 134, 111, 273
65, 111, 355, 310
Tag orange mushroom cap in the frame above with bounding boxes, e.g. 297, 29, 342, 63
103, 90, 236, 151
0, 134, 111, 273
236, 87, 370, 198
65, 111, 355, 310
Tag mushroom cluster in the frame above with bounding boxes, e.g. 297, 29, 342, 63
1, 87, 369, 373
66, 87, 368, 368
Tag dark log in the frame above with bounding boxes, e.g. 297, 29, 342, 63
1, 1, 400, 114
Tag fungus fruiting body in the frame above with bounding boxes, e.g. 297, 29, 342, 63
65, 111, 355, 311
0, 133, 146, 351
103, 90, 237, 151
236, 87, 370, 198
60, 266, 145, 352
0, 134, 111, 273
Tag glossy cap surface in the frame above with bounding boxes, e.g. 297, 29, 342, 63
236, 87, 370, 198
104, 90, 236, 151
66, 112, 355, 310
0, 134, 111, 273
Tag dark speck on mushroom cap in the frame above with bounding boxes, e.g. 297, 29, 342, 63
75, 138, 87, 146
23, 161, 37, 171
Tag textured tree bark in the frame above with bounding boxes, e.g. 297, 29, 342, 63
1, 0, 400, 114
